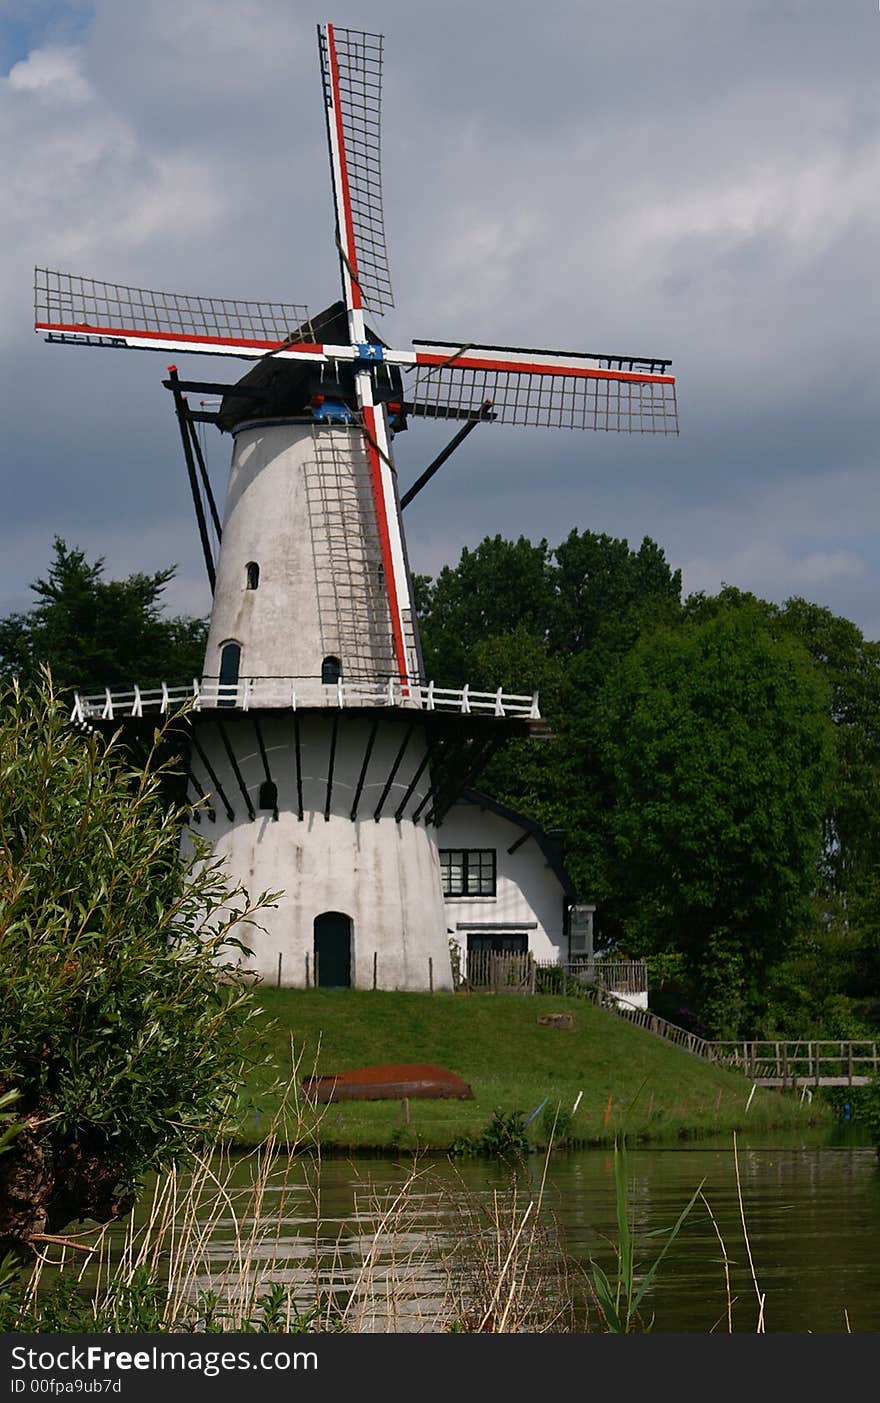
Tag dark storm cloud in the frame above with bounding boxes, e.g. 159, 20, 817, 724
2, 1, 878, 633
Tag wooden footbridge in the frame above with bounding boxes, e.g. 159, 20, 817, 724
609, 1003, 880, 1087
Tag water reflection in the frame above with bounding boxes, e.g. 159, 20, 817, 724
78, 1139, 880, 1333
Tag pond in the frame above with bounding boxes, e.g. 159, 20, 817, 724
83, 1130, 880, 1334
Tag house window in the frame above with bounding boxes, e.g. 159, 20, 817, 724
439, 849, 496, 897
246, 561, 260, 590
322, 655, 342, 684
467, 933, 528, 955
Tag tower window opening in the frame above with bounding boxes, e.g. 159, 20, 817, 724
246, 561, 260, 590
322, 655, 342, 685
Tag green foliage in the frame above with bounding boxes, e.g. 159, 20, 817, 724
686, 588, 880, 913
0, 673, 275, 1250
0, 537, 208, 693
417, 535, 555, 682
416, 527, 683, 901
0, 1270, 341, 1334
760, 916, 869, 1038
451, 1108, 530, 1158
841, 1080, 880, 1152
595, 601, 834, 1035
418, 531, 880, 1037
541, 1101, 573, 1145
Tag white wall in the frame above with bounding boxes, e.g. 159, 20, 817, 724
184, 712, 453, 991
204, 420, 396, 686
436, 801, 569, 967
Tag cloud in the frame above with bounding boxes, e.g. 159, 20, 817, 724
6, 43, 91, 100
4, 0, 880, 644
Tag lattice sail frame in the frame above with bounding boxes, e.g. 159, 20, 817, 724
318, 23, 393, 316
34, 268, 313, 350
34, 20, 680, 687
407, 342, 678, 434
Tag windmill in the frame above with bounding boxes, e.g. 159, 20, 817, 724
35, 22, 678, 992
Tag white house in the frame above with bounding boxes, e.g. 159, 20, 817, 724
435, 789, 592, 974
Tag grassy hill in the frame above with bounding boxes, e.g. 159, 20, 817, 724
234, 989, 832, 1151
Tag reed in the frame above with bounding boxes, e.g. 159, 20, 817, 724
2, 1048, 582, 1334
0, 1111, 833, 1335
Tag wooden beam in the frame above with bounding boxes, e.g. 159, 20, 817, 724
324, 711, 340, 821
214, 719, 255, 821
373, 725, 415, 821
188, 728, 235, 822
252, 714, 278, 821
394, 743, 433, 823
293, 708, 304, 821
350, 718, 379, 821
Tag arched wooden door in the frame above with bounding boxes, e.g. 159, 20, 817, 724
314, 911, 352, 988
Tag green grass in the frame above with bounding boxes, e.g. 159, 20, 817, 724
234, 988, 833, 1152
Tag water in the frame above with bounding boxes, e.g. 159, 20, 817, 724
95, 1132, 878, 1334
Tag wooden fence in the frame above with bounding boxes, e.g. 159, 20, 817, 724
531, 959, 647, 1000
464, 951, 536, 993
463, 954, 648, 999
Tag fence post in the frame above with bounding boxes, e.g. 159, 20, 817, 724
315, 952, 320, 989
305, 953, 310, 989
429, 956, 433, 994
276, 952, 282, 988
373, 951, 378, 991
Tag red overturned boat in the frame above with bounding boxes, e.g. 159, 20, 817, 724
302, 1063, 474, 1102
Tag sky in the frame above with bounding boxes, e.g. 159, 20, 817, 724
2, 0, 879, 638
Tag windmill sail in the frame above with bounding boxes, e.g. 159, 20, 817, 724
34, 267, 316, 359
407, 341, 679, 433
318, 23, 394, 317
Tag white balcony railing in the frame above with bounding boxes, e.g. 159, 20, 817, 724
70, 676, 541, 723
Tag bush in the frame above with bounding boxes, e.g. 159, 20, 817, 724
0, 674, 275, 1255
452, 1109, 531, 1158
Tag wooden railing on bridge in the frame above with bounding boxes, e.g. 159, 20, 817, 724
603, 1001, 716, 1058
709, 1040, 880, 1087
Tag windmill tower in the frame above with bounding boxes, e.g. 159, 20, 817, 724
36, 23, 678, 992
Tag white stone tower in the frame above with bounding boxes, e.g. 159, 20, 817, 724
40, 22, 678, 990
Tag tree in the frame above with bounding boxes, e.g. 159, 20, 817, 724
416, 534, 554, 682
416, 528, 683, 898
775, 596, 880, 901
0, 674, 273, 1255
686, 587, 880, 906
595, 600, 834, 1035
0, 538, 208, 693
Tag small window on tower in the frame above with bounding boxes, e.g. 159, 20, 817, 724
259, 779, 278, 817
322, 656, 342, 685
246, 561, 260, 590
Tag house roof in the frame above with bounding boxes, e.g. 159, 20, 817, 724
448, 789, 577, 901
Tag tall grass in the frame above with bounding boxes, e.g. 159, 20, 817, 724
0, 1081, 833, 1334
2, 1060, 583, 1334
5, 1143, 582, 1333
